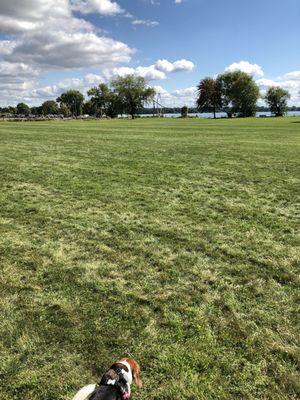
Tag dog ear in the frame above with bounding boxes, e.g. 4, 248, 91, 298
133, 363, 142, 389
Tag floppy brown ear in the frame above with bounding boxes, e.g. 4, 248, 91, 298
133, 364, 142, 388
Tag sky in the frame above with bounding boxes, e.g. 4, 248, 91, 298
0, 0, 299, 107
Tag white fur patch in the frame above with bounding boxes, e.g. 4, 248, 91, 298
119, 361, 132, 384
71, 384, 96, 400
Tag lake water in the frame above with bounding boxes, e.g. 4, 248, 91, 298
140, 111, 300, 118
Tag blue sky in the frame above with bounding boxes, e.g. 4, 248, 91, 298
0, 0, 299, 106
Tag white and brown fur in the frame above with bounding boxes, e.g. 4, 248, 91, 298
72, 358, 142, 400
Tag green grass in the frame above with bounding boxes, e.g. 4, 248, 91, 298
0, 117, 299, 400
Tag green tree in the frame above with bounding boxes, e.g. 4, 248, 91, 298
56, 90, 84, 117
16, 103, 30, 116
30, 106, 43, 116
217, 71, 260, 117
181, 105, 188, 118
111, 75, 155, 119
196, 77, 222, 119
59, 104, 71, 117
87, 83, 111, 117
1, 106, 16, 115
6, 106, 17, 115
8, 106, 16, 115
105, 92, 123, 118
41, 100, 59, 116
82, 100, 96, 116
265, 86, 290, 117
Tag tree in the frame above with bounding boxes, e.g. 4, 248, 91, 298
265, 86, 290, 117
196, 77, 222, 119
87, 83, 111, 117
31, 106, 43, 116
56, 90, 84, 117
82, 100, 96, 116
16, 103, 30, 116
105, 92, 123, 118
181, 106, 188, 118
111, 75, 155, 119
8, 106, 16, 115
217, 71, 260, 117
1, 106, 16, 115
59, 104, 71, 117
41, 100, 59, 115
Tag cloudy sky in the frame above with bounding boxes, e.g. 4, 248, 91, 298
0, 0, 299, 107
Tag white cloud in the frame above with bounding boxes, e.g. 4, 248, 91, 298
71, 0, 124, 15
225, 60, 264, 78
0, 1, 71, 33
0, 61, 39, 78
6, 31, 132, 69
283, 70, 300, 81
172, 86, 197, 98
132, 19, 159, 27
104, 58, 195, 81
155, 59, 195, 73
0, 41, 17, 56
31, 74, 104, 99
134, 65, 166, 80
0, 1, 133, 71
0, 60, 40, 106
255, 78, 278, 90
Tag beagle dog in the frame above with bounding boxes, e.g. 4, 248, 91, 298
72, 358, 142, 400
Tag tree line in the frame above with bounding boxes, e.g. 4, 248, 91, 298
196, 71, 291, 118
0, 76, 155, 120
0, 71, 293, 119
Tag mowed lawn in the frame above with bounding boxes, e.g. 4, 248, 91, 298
0, 117, 299, 400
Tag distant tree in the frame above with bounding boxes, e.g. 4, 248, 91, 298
1, 106, 16, 115
30, 106, 43, 116
59, 104, 71, 117
111, 75, 155, 119
82, 100, 96, 116
16, 103, 30, 116
265, 86, 290, 117
56, 90, 84, 117
87, 83, 111, 117
105, 92, 123, 118
41, 100, 59, 115
7, 106, 16, 115
181, 106, 188, 118
217, 71, 260, 117
196, 77, 222, 119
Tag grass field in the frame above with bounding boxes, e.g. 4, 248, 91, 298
0, 117, 299, 400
